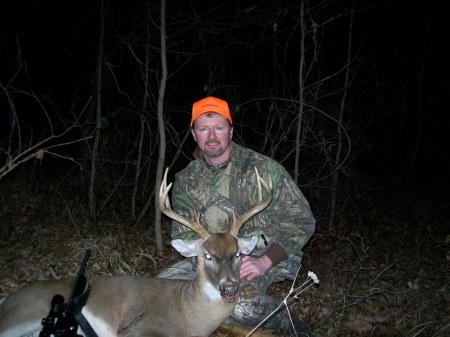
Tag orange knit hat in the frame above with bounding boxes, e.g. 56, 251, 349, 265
191, 96, 232, 127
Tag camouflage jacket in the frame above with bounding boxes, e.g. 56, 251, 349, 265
170, 142, 315, 261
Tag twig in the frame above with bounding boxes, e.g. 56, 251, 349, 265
409, 320, 440, 337
43, 150, 84, 170
431, 323, 449, 337
246, 270, 319, 337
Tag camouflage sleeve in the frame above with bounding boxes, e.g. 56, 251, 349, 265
249, 161, 316, 260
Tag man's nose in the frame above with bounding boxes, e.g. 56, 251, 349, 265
207, 130, 216, 139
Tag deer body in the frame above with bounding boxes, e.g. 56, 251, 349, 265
0, 168, 272, 337
0, 235, 257, 337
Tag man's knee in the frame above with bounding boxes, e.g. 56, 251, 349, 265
155, 258, 196, 280
273, 258, 301, 282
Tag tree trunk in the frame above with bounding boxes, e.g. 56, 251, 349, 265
328, 0, 355, 231
154, 0, 168, 255
88, 0, 105, 224
131, 13, 151, 220
294, 1, 305, 184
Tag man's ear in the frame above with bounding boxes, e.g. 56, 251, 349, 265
229, 126, 233, 140
191, 129, 197, 142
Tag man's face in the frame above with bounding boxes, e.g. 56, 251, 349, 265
191, 112, 233, 164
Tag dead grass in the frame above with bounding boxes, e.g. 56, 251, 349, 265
0, 179, 448, 336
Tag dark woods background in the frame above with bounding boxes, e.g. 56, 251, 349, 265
1, 0, 448, 227
1, 1, 450, 335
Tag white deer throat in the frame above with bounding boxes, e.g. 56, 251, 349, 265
201, 282, 222, 300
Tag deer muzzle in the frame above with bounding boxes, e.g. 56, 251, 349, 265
219, 282, 239, 303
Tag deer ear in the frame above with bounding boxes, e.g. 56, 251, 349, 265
237, 235, 258, 255
171, 239, 203, 257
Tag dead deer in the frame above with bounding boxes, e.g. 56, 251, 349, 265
0, 168, 272, 337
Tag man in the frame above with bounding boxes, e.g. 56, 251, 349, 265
157, 96, 316, 334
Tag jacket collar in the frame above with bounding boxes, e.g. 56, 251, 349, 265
194, 142, 237, 172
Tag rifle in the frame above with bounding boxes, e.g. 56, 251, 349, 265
39, 249, 97, 337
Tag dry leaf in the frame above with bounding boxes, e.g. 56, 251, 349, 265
35, 149, 44, 161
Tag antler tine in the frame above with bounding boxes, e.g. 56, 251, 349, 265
159, 168, 210, 240
230, 167, 273, 237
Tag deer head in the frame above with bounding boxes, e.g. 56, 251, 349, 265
159, 167, 272, 302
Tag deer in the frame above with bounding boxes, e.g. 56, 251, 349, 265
0, 168, 272, 337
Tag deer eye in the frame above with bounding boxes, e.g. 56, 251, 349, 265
235, 251, 241, 258
205, 253, 212, 260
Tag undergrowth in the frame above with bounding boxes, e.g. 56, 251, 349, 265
0, 179, 448, 336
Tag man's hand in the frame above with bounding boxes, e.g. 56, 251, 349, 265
240, 255, 272, 281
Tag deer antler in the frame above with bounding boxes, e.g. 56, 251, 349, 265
159, 168, 211, 240
229, 167, 273, 237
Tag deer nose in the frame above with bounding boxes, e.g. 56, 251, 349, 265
219, 282, 238, 302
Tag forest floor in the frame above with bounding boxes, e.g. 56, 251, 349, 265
0, 179, 448, 336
